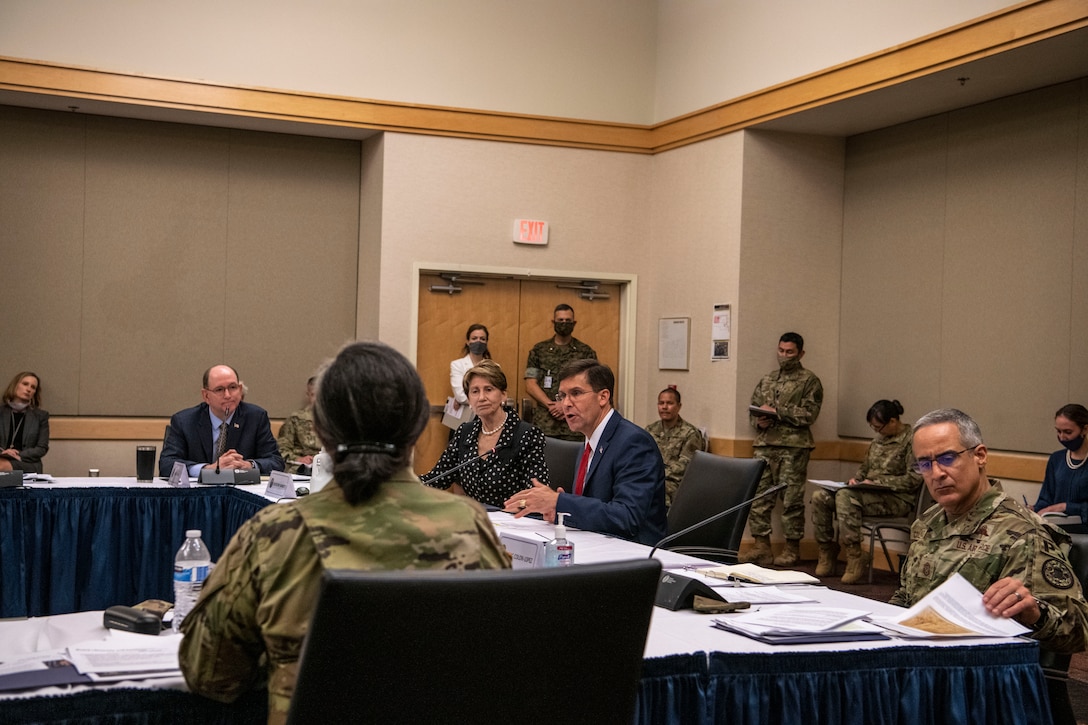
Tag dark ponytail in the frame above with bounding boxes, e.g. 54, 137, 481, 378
313, 341, 430, 505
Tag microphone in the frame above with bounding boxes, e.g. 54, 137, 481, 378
647, 483, 787, 559
424, 447, 497, 487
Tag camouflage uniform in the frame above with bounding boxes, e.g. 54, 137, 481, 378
890, 481, 1088, 653
748, 362, 823, 539
645, 416, 706, 507
524, 337, 597, 441
178, 469, 511, 724
276, 407, 320, 473
812, 423, 922, 546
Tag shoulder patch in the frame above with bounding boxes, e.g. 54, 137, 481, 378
1042, 559, 1076, 590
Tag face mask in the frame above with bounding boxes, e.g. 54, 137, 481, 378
1060, 435, 1085, 452
468, 341, 488, 356
8, 400, 28, 411
778, 357, 801, 372
554, 322, 575, 337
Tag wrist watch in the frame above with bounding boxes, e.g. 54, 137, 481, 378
1031, 597, 1050, 631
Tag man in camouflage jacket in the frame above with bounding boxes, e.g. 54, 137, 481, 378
891, 408, 1088, 653
741, 332, 823, 568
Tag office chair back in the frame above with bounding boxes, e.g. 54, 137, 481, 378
664, 451, 766, 562
542, 436, 585, 492
287, 559, 662, 725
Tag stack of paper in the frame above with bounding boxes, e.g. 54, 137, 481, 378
700, 562, 819, 585
0, 631, 180, 692
713, 606, 889, 644
871, 573, 1030, 639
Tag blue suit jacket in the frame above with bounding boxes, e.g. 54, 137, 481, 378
556, 411, 667, 545
159, 401, 284, 477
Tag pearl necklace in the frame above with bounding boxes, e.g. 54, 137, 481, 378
480, 412, 507, 436
1067, 449, 1088, 470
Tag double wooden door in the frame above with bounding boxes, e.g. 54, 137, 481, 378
414, 274, 621, 474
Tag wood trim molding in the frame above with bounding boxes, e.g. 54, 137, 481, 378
650, 0, 1088, 151
1, 0, 1084, 153
51, 418, 1049, 481
50, 416, 283, 440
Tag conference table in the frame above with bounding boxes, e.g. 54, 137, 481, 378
0, 477, 278, 618
0, 496, 1054, 725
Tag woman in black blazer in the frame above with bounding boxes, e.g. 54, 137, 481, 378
0, 371, 49, 474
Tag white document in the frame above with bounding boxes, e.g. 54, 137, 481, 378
66, 631, 181, 676
872, 573, 1031, 638
719, 607, 873, 635
809, 479, 847, 490
717, 586, 819, 605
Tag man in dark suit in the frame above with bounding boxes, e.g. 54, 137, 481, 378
505, 359, 667, 545
159, 364, 284, 478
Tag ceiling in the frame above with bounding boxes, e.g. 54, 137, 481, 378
754, 25, 1088, 137
1, 25, 1086, 142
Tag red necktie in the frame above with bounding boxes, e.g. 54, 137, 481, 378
574, 443, 591, 496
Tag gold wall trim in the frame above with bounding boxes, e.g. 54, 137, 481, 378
0, 1, 1083, 153
50, 419, 1048, 481
50, 417, 283, 440
650, 0, 1088, 151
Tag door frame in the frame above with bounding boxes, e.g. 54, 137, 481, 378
410, 262, 639, 416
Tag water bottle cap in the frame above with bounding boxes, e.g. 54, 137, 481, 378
186, 529, 202, 538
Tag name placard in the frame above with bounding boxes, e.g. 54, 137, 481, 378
168, 461, 190, 488
499, 530, 547, 569
266, 470, 296, 499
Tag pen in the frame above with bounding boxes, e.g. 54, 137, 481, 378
1023, 494, 1031, 508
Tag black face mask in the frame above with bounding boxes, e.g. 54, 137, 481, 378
553, 321, 575, 337
468, 341, 488, 356
1060, 435, 1086, 452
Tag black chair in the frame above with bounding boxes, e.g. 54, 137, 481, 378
662, 451, 766, 563
542, 436, 585, 492
287, 559, 662, 725
860, 485, 934, 583
1041, 532, 1088, 725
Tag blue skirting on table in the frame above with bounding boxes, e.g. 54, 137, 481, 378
0, 487, 271, 618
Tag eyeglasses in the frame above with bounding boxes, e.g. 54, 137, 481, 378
870, 421, 887, 434
555, 388, 594, 403
910, 445, 979, 474
205, 383, 242, 396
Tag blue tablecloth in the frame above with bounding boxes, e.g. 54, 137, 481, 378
0, 487, 271, 618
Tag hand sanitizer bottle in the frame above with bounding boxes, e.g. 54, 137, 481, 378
544, 512, 574, 567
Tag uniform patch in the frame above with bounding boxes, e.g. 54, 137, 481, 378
1042, 559, 1075, 590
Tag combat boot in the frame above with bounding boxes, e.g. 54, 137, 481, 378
815, 542, 839, 577
739, 535, 773, 566
841, 544, 871, 584
773, 539, 801, 567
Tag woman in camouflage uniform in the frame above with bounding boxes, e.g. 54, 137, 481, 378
179, 341, 510, 724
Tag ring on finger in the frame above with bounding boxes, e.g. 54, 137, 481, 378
1014, 591, 1023, 602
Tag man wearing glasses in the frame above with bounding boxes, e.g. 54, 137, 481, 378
504, 359, 666, 545
890, 408, 1088, 652
159, 364, 284, 479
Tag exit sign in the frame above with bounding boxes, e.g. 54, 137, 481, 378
513, 219, 549, 245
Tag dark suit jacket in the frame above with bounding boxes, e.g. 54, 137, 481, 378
556, 411, 667, 545
159, 401, 284, 477
0, 405, 49, 474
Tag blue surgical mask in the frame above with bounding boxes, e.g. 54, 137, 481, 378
1060, 435, 1085, 452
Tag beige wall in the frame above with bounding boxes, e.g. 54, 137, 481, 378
840, 78, 1088, 450
0, 106, 362, 419
0, 0, 1016, 124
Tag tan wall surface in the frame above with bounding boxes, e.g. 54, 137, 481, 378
0, 106, 362, 419
840, 79, 1088, 450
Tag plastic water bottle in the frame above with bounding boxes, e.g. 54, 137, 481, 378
172, 529, 211, 633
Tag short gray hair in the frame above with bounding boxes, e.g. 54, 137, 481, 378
914, 408, 984, 448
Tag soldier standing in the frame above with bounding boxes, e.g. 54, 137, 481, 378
741, 332, 823, 567
523, 304, 597, 441
645, 386, 706, 507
